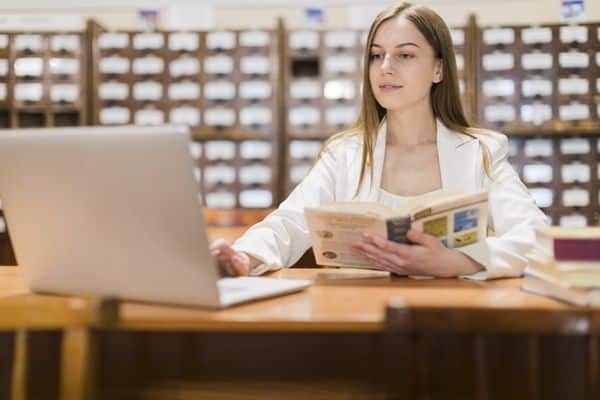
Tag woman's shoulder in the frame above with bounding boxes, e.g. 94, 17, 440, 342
322, 129, 363, 154
467, 127, 509, 158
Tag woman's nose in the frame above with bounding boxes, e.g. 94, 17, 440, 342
380, 54, 393, 73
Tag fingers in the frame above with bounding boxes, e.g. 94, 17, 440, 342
406, 229, 439, 248
351, 240, 409, 275
210, 239, 251, 277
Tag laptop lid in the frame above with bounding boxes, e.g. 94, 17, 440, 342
0, 125, 223, 307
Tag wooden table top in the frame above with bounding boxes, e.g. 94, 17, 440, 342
0, 264, 583, 333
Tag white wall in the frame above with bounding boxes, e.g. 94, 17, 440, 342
0, 0, 598, 30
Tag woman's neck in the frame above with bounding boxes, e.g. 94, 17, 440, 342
385, 104, 437, 146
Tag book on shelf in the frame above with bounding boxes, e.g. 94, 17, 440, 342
304, 190, 488, 268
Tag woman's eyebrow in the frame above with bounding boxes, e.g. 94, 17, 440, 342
371, 42, 420, 48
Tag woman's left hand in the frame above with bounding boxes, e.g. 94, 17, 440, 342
351, 229, 483, 277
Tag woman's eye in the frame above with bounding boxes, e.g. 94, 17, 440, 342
370, 53, 383, 60
398, 53, 414, 59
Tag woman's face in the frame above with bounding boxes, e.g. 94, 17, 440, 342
368, 16, 443, 113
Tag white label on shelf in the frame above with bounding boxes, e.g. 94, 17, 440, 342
51, 35, 79, 52
99, 82, 128, 101
0, 83, 6, 100
521, 79, 553, 97
290, 163, 311, 183
170, 106, 200, 126
324, 31, 357, 48
455, 54, 464, 71
99, 56, 129, 74
168, 82, 200, 100
559, 103, 590, 121
204, 80, 235, 100
14, 34, 43, 51
239, 164, 272, 184
562, 163, 590, 183
524, 139, 553, 157
206, 31, 236, 50
239, 31, 271, 47
14, 57, 43, 77
205, 141, 235, 160
205, 191, 236, 208
239, 80, 272, 99
520, 103, 552, 125
168, 32, 199, 51
135, 109, 164, 125
99, 107, 130, 125
450, 29, 465, 46
560, 215, 587, 228
289, 31, 319, 50
188, 142, 202, 160
563, 189, 589, 207
193, 167, 201, 182
169, 57, 200, 77
240, 106, 272, 126
132, 56, 164, 75
204, 55, 234, 74
325, 106, 357, 126
50, 84, 79, 103
204, 108, 236, 126
290, 79, 321, 99
523, 164, 553, 183
239, 189, 272, 208
98, 33, 129, 49
559, 25, 588, 43
14, 82, 43, 101
521, 27, 552, 44
240, 56, 271, 75
133, 33, 164, 50
0, 34, 8, 49
529, 188, 553, 208
559, 52, 589, 68
204, 165, 236, 184
133, 81, 163, 101
0, 59, 7, 76
49, 58, 79, 75
459, 79, 465, 94
483, 28, 515, 45
324, 79, 356, 100
558, 77, 589, 95
560, 138, 590, 154
521, 52, 553, 70
596, 52, 600, 67
482, 79, 515, 97
289, 106, 320, 126
240, 141, 271, 159
482, 53, 514, 71
508, 139, 519, 157
324, 55, 357, 74
290, 140, 322, 159
484, 104, 515, 122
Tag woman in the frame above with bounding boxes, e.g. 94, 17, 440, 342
210, 2, 549, 279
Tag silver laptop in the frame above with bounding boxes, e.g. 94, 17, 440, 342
0, 125, 311, 307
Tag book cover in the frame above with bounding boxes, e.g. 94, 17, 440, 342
536, 227, 600, 262
304, 191, 488, 268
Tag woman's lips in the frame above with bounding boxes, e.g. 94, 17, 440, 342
378, 84, 403, 92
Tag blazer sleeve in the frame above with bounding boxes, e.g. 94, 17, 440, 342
459, 133, 550, 280
230, 141, 341, 275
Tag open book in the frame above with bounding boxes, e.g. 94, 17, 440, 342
305, 190, 488, 268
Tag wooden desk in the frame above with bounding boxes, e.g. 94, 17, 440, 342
1, 239, 598, 399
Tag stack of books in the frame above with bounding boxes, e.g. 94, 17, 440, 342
522, 227, 600, 306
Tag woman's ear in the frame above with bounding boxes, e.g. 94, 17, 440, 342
432, 59, 443, 83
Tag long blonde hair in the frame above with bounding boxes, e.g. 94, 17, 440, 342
317, 2, 492, 196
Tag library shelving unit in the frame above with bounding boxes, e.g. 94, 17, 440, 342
88, 20, 285, 210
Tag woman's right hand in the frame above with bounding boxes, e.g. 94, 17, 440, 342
209, 238, 257, 277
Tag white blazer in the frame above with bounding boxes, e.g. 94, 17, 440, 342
232, 120, 550, 280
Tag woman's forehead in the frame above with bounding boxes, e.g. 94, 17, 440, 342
372, 16, 426, 48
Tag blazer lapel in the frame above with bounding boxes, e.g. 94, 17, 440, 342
437, 121, 479, 192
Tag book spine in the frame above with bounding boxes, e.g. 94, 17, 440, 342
386, 216, 412, 244
554, 240, 600, 261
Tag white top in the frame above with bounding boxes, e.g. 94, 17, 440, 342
232, 119, 550, 280
377, 187, 443, 210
